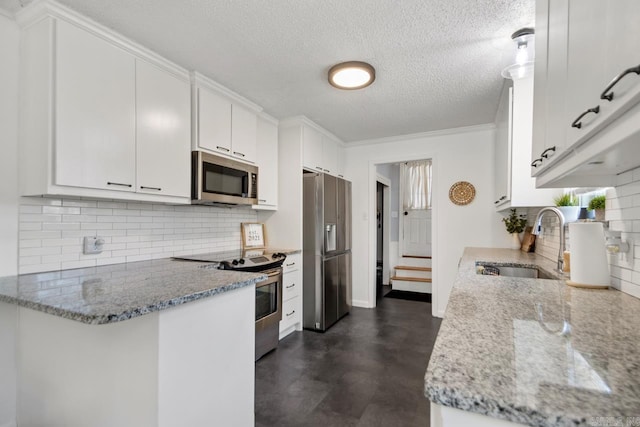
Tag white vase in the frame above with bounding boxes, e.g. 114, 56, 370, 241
557, 206, 580, 223
510, 233, 521, 250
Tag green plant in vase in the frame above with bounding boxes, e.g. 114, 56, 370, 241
554, 192, 579, 222
502, 208, 527, 249
588, 195, 606, 221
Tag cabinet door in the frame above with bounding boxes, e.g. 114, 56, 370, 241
322, 136, 338, 175
494, 85, 511, 207
255, 117, 278, 206
198, 87, 232, 155
302, 126, 323, 172
530, 0, 549, 177
599, 1, 640, 129
55, 20, 135, 191
540, 0, 569, 170
565, 0, 608, 150
136, 60, 191, 198
231, 104, 257, 163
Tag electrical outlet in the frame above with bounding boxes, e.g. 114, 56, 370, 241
83, 236, 105, 255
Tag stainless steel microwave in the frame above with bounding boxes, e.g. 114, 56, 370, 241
192, 151, 258, 205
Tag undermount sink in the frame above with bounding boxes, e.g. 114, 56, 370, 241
476, 262, 557, 280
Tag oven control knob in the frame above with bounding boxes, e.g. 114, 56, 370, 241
239, 258, 245, 264
232, 259, 239, 266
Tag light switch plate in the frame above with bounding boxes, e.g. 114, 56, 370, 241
83, 236, 104, 255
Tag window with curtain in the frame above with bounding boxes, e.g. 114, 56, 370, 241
402, 160, 432, 210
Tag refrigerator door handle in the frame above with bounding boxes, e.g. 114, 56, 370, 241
325, 223, 337, 252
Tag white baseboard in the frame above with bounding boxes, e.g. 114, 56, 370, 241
351, 299, 373, 308
434, 310, 445, 318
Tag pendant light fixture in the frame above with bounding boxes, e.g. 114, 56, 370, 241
328, 61, 375, 90
502, 28, 535, 80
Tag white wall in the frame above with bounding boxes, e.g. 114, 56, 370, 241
0, 10, 19, 427
346, 125, 509, 317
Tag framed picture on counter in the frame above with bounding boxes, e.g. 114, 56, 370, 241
241, 222, 266, 249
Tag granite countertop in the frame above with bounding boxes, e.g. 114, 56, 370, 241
0, 258, 265, 325
425, 247, 640, 427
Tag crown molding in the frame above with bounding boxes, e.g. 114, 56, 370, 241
346, 123, 496, 147
257, 111, 279, 126
0, 6, 14, 19
192, 71, 263, 114
278, 115, 345, 146
16, 0, 190, 81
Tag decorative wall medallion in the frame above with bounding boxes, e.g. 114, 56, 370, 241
449, 181, 475, 205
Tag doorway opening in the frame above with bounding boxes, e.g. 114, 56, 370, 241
375, 159, 433, 304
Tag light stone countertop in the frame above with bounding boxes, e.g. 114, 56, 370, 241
0, 258, 265, 325
425, 247, 640, 427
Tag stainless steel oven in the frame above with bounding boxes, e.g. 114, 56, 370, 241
255, 267, 282, 361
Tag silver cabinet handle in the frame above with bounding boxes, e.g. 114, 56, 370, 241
286, 310, 295, 317
286, 262, 295, 267
600, 64, 640, 101
323, 169, 330, 173
571, 106, 600, 129
233, 151, 245, 157
107, 182, 132, 188
216, 146, 230, 152
140, 186, 161, 191
286, 283, 295, 289
259, 199, 266, 202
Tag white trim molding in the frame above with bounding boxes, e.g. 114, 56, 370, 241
347, 123, 496, 147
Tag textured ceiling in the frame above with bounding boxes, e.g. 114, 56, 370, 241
1, 0, 534, 142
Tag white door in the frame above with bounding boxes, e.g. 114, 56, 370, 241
135, 60, 191, 198
400, 161, 432, 257
402, 209, 431, 257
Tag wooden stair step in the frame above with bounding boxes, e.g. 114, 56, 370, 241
390, 276, 432, 283
395, 266, 432, 272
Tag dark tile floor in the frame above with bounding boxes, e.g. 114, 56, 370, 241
255, 291, 442, 426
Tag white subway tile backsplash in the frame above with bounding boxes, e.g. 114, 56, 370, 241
18, 196, 258, 274
531, 166, 640, 300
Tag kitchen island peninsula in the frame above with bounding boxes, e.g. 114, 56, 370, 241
0, 258, 264, 426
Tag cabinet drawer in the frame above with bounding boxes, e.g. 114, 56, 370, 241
283, 272, 301, 302
280, 297, 299, 330
283, 254, 300, 274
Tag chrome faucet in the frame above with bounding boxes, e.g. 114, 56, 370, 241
531, 207, 566, 273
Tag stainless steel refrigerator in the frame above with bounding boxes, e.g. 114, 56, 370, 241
303, 172, 352, 332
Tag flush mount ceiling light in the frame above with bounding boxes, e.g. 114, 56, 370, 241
328, 61, 375, 90
502, 27, 535, 80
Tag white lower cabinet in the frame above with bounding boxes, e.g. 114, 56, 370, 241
280, 254, 302, 339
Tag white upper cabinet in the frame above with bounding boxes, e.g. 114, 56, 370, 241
302, 125, 324, 172
531, 0, 569, 176
534, 0, 640, 187
254, 115, 278, 209
136, 59, 191, 198
197, 87, 232, 155
231, 104, 257, 162
322, 135, 339, 176
18, 4, 192, 203
192, 72, 260, 164
564, 0, 608, 150
301, 124, 342, 176
495, 76, 561, 210
55, 19, 136, 192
